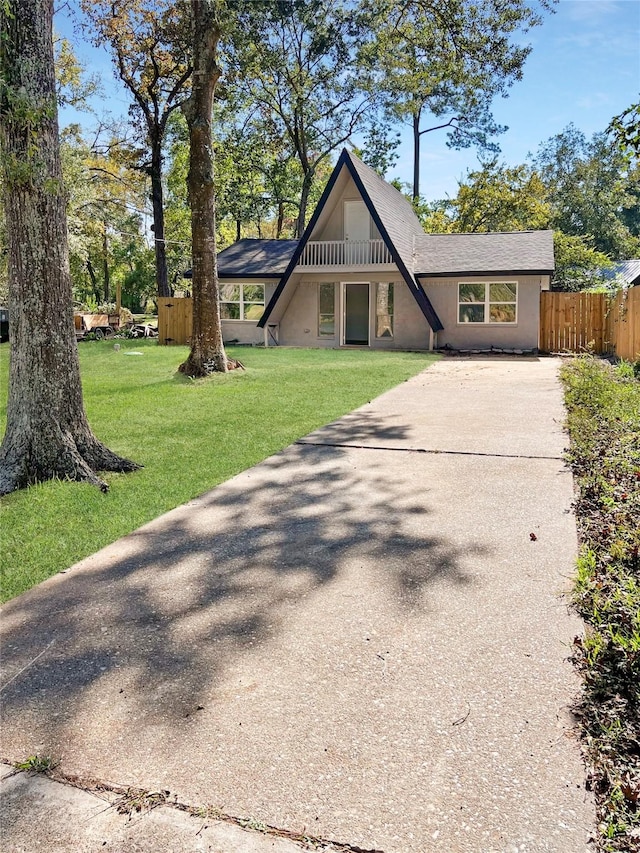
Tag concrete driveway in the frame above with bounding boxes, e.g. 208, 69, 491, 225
0, 356, 593, 852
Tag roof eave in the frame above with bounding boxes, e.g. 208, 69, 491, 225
219, 272, 285, 279
416, 268, 555, 279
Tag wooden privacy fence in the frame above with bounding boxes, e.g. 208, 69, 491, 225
607, 286, 640, 361
540, 292, 605, 353
540, 288, 640, 361
157, 297, 192, 345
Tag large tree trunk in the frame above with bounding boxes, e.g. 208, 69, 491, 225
179, 0, 227, 377
0, 0, 140, 496
102, 219, 110, 302
276, 200, 285, 238
150, 137, 171, 298
295, 168, 314, 238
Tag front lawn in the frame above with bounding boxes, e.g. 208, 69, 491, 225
561, 357, 640, 851
0, 341, 436, 602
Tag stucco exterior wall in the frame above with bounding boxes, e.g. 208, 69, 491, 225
422, 275, 548, 350
312, 174, 380, 242
276, 276, 431, 349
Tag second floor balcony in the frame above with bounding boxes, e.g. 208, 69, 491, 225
297, 239, 394, 269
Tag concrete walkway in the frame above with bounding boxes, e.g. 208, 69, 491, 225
1, 356, 593, 852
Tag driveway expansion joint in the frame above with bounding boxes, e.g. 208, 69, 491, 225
296, 439, 564, 461
1, 763, 386, 853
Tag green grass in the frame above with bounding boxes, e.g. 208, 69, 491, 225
0, 340, 437, 602
561, 356, 640, 852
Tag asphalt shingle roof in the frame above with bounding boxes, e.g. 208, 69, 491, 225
216, 238, 298, 277
218, 151, 554, 333
414, 231, 555, 276
346, 153, 426, 274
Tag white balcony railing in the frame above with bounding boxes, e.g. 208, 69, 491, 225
297, 239, 393, 267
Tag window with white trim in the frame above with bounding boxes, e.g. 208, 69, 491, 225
220, 283, 265, 321
375, 282, 394, 338
318, 282, 335, 336
458, 282, 517, 324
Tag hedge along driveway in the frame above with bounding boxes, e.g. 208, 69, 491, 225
0, 341, 437, 601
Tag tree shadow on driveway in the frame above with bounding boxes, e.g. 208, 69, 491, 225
0, 428, 487, 767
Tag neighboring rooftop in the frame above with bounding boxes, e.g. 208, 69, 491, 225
414, 231, 555, 277
601, 259, 640, 287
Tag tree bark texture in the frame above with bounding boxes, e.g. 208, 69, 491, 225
0, 0, 140, 495
179, 0, 227, 377
102, 219, 110, 302
295, 168, 314, 239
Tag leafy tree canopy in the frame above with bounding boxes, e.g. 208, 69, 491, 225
359, 0, 557, 198
533, 124, 640, 260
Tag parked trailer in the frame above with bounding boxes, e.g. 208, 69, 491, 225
74, 313, 120, 340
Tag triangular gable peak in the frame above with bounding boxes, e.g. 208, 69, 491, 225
259, 149, 443, 332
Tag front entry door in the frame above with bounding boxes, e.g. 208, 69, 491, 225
344, 283, 369, 345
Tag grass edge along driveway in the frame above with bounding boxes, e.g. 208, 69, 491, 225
0, 342, 437, 602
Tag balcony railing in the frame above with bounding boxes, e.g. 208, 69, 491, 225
297, 239, 393, 267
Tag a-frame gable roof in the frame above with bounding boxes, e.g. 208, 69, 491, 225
259, 148, 443, 332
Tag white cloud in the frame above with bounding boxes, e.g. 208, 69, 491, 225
562, 0, 621, 25
576, 92, 616, 109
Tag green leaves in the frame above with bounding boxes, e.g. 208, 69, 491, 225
534, 125, 640, 262
608, 102, 640, 160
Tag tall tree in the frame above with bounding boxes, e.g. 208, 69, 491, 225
232, 0, 373, 236
0, 0, 140, 495
178, 0, 228, 376
551, 232, 612, 293
80, 0, 193, 297
361, 0, 556, 200
534, 125, 640, 260
448, 160, 550, 233
61, 124, 152, 308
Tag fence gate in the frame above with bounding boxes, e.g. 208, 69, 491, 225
157, 297, 192, 345
539, 292, 606, 353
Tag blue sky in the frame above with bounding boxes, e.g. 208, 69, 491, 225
57, 0, 640, 203
393, 0, 640, 200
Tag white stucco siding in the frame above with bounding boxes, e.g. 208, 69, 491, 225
385, 281, 431, 349
221, 320, 264, 345
278, 278, 336, 347
422, 276, 545, 350
311, 174, 380, 242
276, 276, 431, 349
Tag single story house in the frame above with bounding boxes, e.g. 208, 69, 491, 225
209, 148, 554, 351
